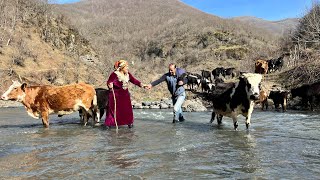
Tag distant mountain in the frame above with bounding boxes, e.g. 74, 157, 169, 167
232, 16, 299, 35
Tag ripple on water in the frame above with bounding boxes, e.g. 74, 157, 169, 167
0, 108, 320, 179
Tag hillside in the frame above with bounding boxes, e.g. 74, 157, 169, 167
0, 0, 106, 94
232, 16, 299, 35
55, 0, 283, 101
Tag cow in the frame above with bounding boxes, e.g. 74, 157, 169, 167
268, 90, 289, 112
212, 67, 226, 79
291, 82, 320, 111
255, 60, 268, 75
201, 70, 212, 82
268, 55, 285, 73
79, 88, 109, 124
201, 78, 215, 93
225, 67, 236, 79
209, 73, 262, 130
257, 90, 268, 110
187, 73, 201, 90
1, 81, 98, 128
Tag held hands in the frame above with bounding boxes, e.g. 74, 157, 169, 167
143, 84, 152, 90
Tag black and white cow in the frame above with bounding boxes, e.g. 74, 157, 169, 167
201, 78, 215, 93
268, 90, 289, 112
268, 55, 284, 73
212, 67, 226, 79
201, 70, 212, 82
209, 73, 262, 130
225, 67, 237, 79
187, 73, 201, 90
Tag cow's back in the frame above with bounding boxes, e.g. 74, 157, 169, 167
43, 83, 96, 111
307, 82, 320, 97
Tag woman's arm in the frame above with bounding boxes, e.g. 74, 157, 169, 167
129, 72, 142, 87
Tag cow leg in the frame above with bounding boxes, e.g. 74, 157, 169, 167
82, 108, 88, 126
245, 102, 255, 129
232, 117, 238, 130
309, 96, 315, 111
210, 111, 216, 124
217, 114, 223, 125
41, 111, 49, 128
265, 101, 268, 110
99, 108, 105, 121
96, 110, 101, 123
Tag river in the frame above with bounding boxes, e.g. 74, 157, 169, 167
0, 107, 319, 179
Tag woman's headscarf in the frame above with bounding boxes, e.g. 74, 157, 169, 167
114, 60, 128, 71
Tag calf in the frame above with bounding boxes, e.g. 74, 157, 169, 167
291, 82, 320, 111
79, 88, 109, 124
209, 73, 262, 130
268, 90, 289, 112
1, 81, 97, 128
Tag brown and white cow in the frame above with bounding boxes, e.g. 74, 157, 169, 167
255, 60, 268, 75
209, 73, 262, 130
1, 81, 97, 128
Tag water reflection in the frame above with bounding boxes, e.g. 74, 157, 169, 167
105, 130, 139, 169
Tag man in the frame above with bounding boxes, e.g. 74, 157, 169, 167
146, 63, 187, 123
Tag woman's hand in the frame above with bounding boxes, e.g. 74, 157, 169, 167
108, 82, 113, 89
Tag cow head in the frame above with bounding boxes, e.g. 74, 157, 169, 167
1, 80, 27, 102
241, 73, 262, 100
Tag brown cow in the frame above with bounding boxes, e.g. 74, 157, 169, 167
255, 60, 268, 75
1, 81, 97, 128
257, 90, 268, 110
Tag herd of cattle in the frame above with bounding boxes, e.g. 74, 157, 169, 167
1, 61, 320, 130
254, 55, 285, 75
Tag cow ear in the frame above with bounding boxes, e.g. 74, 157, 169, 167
21, 83, 27, 92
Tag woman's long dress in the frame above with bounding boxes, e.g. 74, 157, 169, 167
104, 72, 141, 126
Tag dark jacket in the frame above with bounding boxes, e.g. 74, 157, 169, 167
151, 68, 187, 97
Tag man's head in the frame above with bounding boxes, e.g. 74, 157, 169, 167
168, 63, 176, 76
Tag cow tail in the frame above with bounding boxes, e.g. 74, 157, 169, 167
91, 94, 98, 124
93, 94, 98, 107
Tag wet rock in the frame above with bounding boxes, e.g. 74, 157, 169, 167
182, 99, 207, 112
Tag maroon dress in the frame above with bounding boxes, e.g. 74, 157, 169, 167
104, 71, 142, 127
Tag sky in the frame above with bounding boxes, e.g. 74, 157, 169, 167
181, 0, 313, 21
53, 0, 314, 21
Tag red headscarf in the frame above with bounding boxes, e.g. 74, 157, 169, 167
114, 60, 128, 71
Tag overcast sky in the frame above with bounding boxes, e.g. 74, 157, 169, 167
53, 0, 313, 21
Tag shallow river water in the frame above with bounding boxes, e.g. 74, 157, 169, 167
0, 107, 319, 179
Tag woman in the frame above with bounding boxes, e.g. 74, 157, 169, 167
105, 60, 144, 128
